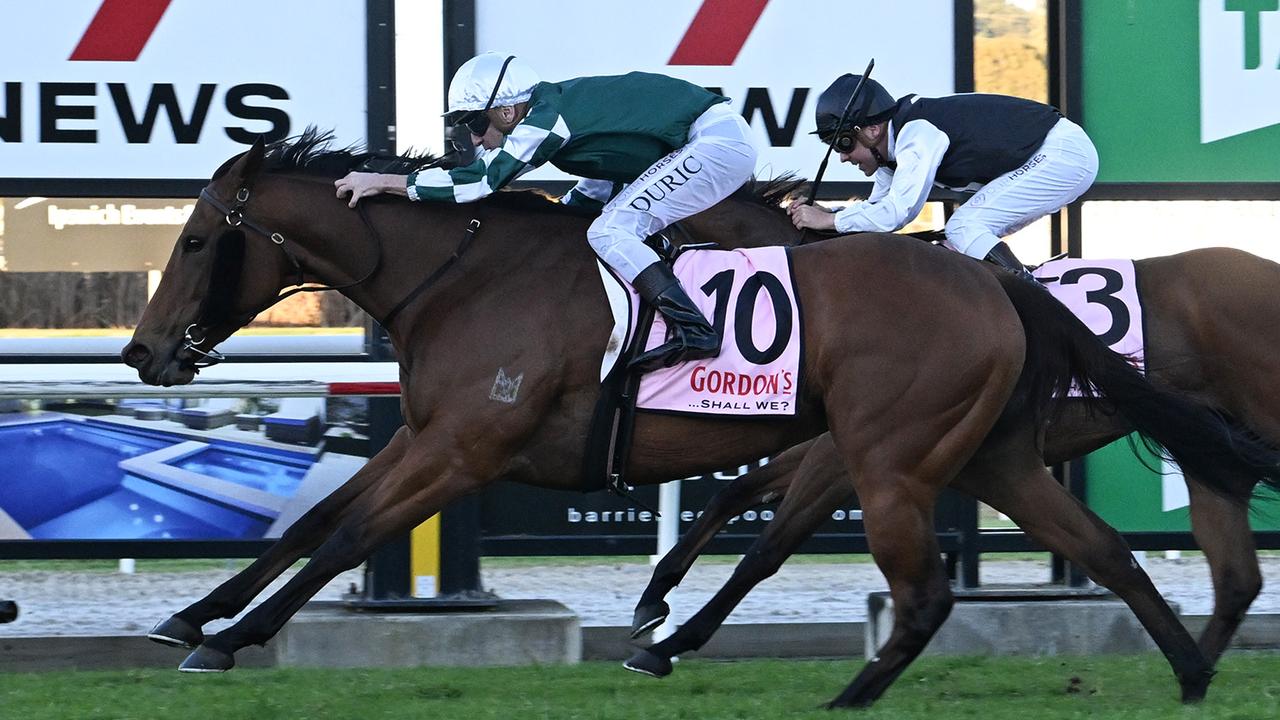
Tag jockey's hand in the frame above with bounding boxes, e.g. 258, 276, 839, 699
788, 201, 838, 232
334, 172, 406, 208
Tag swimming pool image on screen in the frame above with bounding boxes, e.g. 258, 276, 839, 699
0, 415, 319, 540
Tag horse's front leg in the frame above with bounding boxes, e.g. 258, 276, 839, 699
824, 477, 952, 708
174, 425, 502, 672
631, 437, 819, 638
148, 426, 415, 649
626, 435, 852, 675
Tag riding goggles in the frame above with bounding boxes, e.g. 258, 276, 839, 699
456, 111, 491, 137
820, 128, 861, 154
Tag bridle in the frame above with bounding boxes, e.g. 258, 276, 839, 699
184, 164, 480, 368
183, 182, 385, 368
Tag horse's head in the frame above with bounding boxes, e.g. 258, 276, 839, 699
122, 137, 290, 385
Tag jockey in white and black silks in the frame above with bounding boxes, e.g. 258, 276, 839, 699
787, 73, 1099, 279
336, 52, 759, 372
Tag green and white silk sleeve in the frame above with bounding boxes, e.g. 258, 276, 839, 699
560, 178, 623, 211
406, 114, 569, 203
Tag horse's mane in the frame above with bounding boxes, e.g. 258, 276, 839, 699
730, 174, 808, 216
213, 127, 594, 217
222, 129, 830, 222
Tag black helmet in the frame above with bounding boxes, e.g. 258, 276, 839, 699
814, 74, 897, 141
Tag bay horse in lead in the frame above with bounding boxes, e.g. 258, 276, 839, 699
122, 134, 1279, 707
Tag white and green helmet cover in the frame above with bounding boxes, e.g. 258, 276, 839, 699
447, 52, 541, 113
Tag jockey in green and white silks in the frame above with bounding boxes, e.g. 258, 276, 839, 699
335, 52, 759, 372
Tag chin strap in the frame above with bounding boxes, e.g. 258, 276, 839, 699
869, 143, 897, 170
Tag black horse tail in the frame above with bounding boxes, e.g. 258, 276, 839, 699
997, 272, 1280, 500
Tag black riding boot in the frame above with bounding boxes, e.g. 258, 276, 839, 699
629, 262, 721, 373
983, 241, 1037, 282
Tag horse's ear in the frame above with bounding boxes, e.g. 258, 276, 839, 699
240, 134, 268, 179
226, 135, 267, 183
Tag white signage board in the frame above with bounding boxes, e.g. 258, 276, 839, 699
0, 0, 368, 181
475, 0, 958, 183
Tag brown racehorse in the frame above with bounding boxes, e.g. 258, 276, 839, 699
122, 134, 1275, 707
629, 186, 1280, 680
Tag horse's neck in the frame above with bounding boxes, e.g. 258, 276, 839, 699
344, 200, 597, 361
685, 200, 799, 249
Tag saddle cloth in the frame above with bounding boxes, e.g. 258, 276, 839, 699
598, 246, 802, 418
1034, 258, 1144, 367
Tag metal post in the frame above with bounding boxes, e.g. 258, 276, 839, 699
442, 0, 477, 165
652, 480, 681, 564
1047, 0, 1088, 587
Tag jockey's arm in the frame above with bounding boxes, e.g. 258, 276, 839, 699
406, 118, 566, 203
832, 121, 949, 233
560, 178, 623, 211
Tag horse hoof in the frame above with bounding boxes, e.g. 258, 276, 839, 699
623, 649, 673, 678
1179, 669, 1214, 704
630, 601, 671, 639
179, 644, 235, 673
147, 616, 204, 649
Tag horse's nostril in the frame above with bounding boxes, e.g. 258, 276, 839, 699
122, 342, 151, 369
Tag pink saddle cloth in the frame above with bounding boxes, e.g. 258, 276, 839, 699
634, 247, 801, 417
1033, 258, 1144, 368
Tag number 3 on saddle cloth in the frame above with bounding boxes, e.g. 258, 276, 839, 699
583, 246, 802, 492
1033, 258, 1146, 379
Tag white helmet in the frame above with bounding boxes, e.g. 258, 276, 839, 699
446, 52, 540, 115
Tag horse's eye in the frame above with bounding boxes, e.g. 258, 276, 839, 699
184, 235, 206, 252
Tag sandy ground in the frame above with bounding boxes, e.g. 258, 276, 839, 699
3, 554, 1280, 638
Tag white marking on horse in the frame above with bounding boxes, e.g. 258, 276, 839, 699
490, 368, 523, 403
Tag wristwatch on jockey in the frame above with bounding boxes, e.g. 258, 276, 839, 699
628, 261, 721, 373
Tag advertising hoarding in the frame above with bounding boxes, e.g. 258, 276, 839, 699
0, 0, 370, 189
1081, 0, 1280, 184
473, 0, 968, 187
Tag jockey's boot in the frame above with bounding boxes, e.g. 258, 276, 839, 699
983, 241, 1038, 282
629, 261, 721, 373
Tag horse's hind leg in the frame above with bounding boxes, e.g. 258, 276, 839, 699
952, 441, 1214, 703
631, 437, 819, 638
1186, 475, 1260, 666
625, 436, 852, 675
149, 427, 413, 649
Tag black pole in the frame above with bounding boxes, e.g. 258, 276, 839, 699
366, 0, 396, 154
442, 0, 477, 166
357, 0, 410, 602
436, 0, 483, 597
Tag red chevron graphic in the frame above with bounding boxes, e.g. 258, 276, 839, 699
669, 0, 770, 66
70, 0, 172, 62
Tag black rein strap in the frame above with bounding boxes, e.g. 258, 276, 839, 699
381, 218, 481, 329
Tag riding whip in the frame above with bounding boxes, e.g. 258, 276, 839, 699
806, 58, 875, 205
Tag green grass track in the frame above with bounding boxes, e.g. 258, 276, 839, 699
3, 654, 1280, 719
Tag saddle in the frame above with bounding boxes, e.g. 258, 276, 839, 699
583, 227, 693, 496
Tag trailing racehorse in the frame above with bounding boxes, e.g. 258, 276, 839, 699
122, 134, 1275, 707
631, 186, 1280, 676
